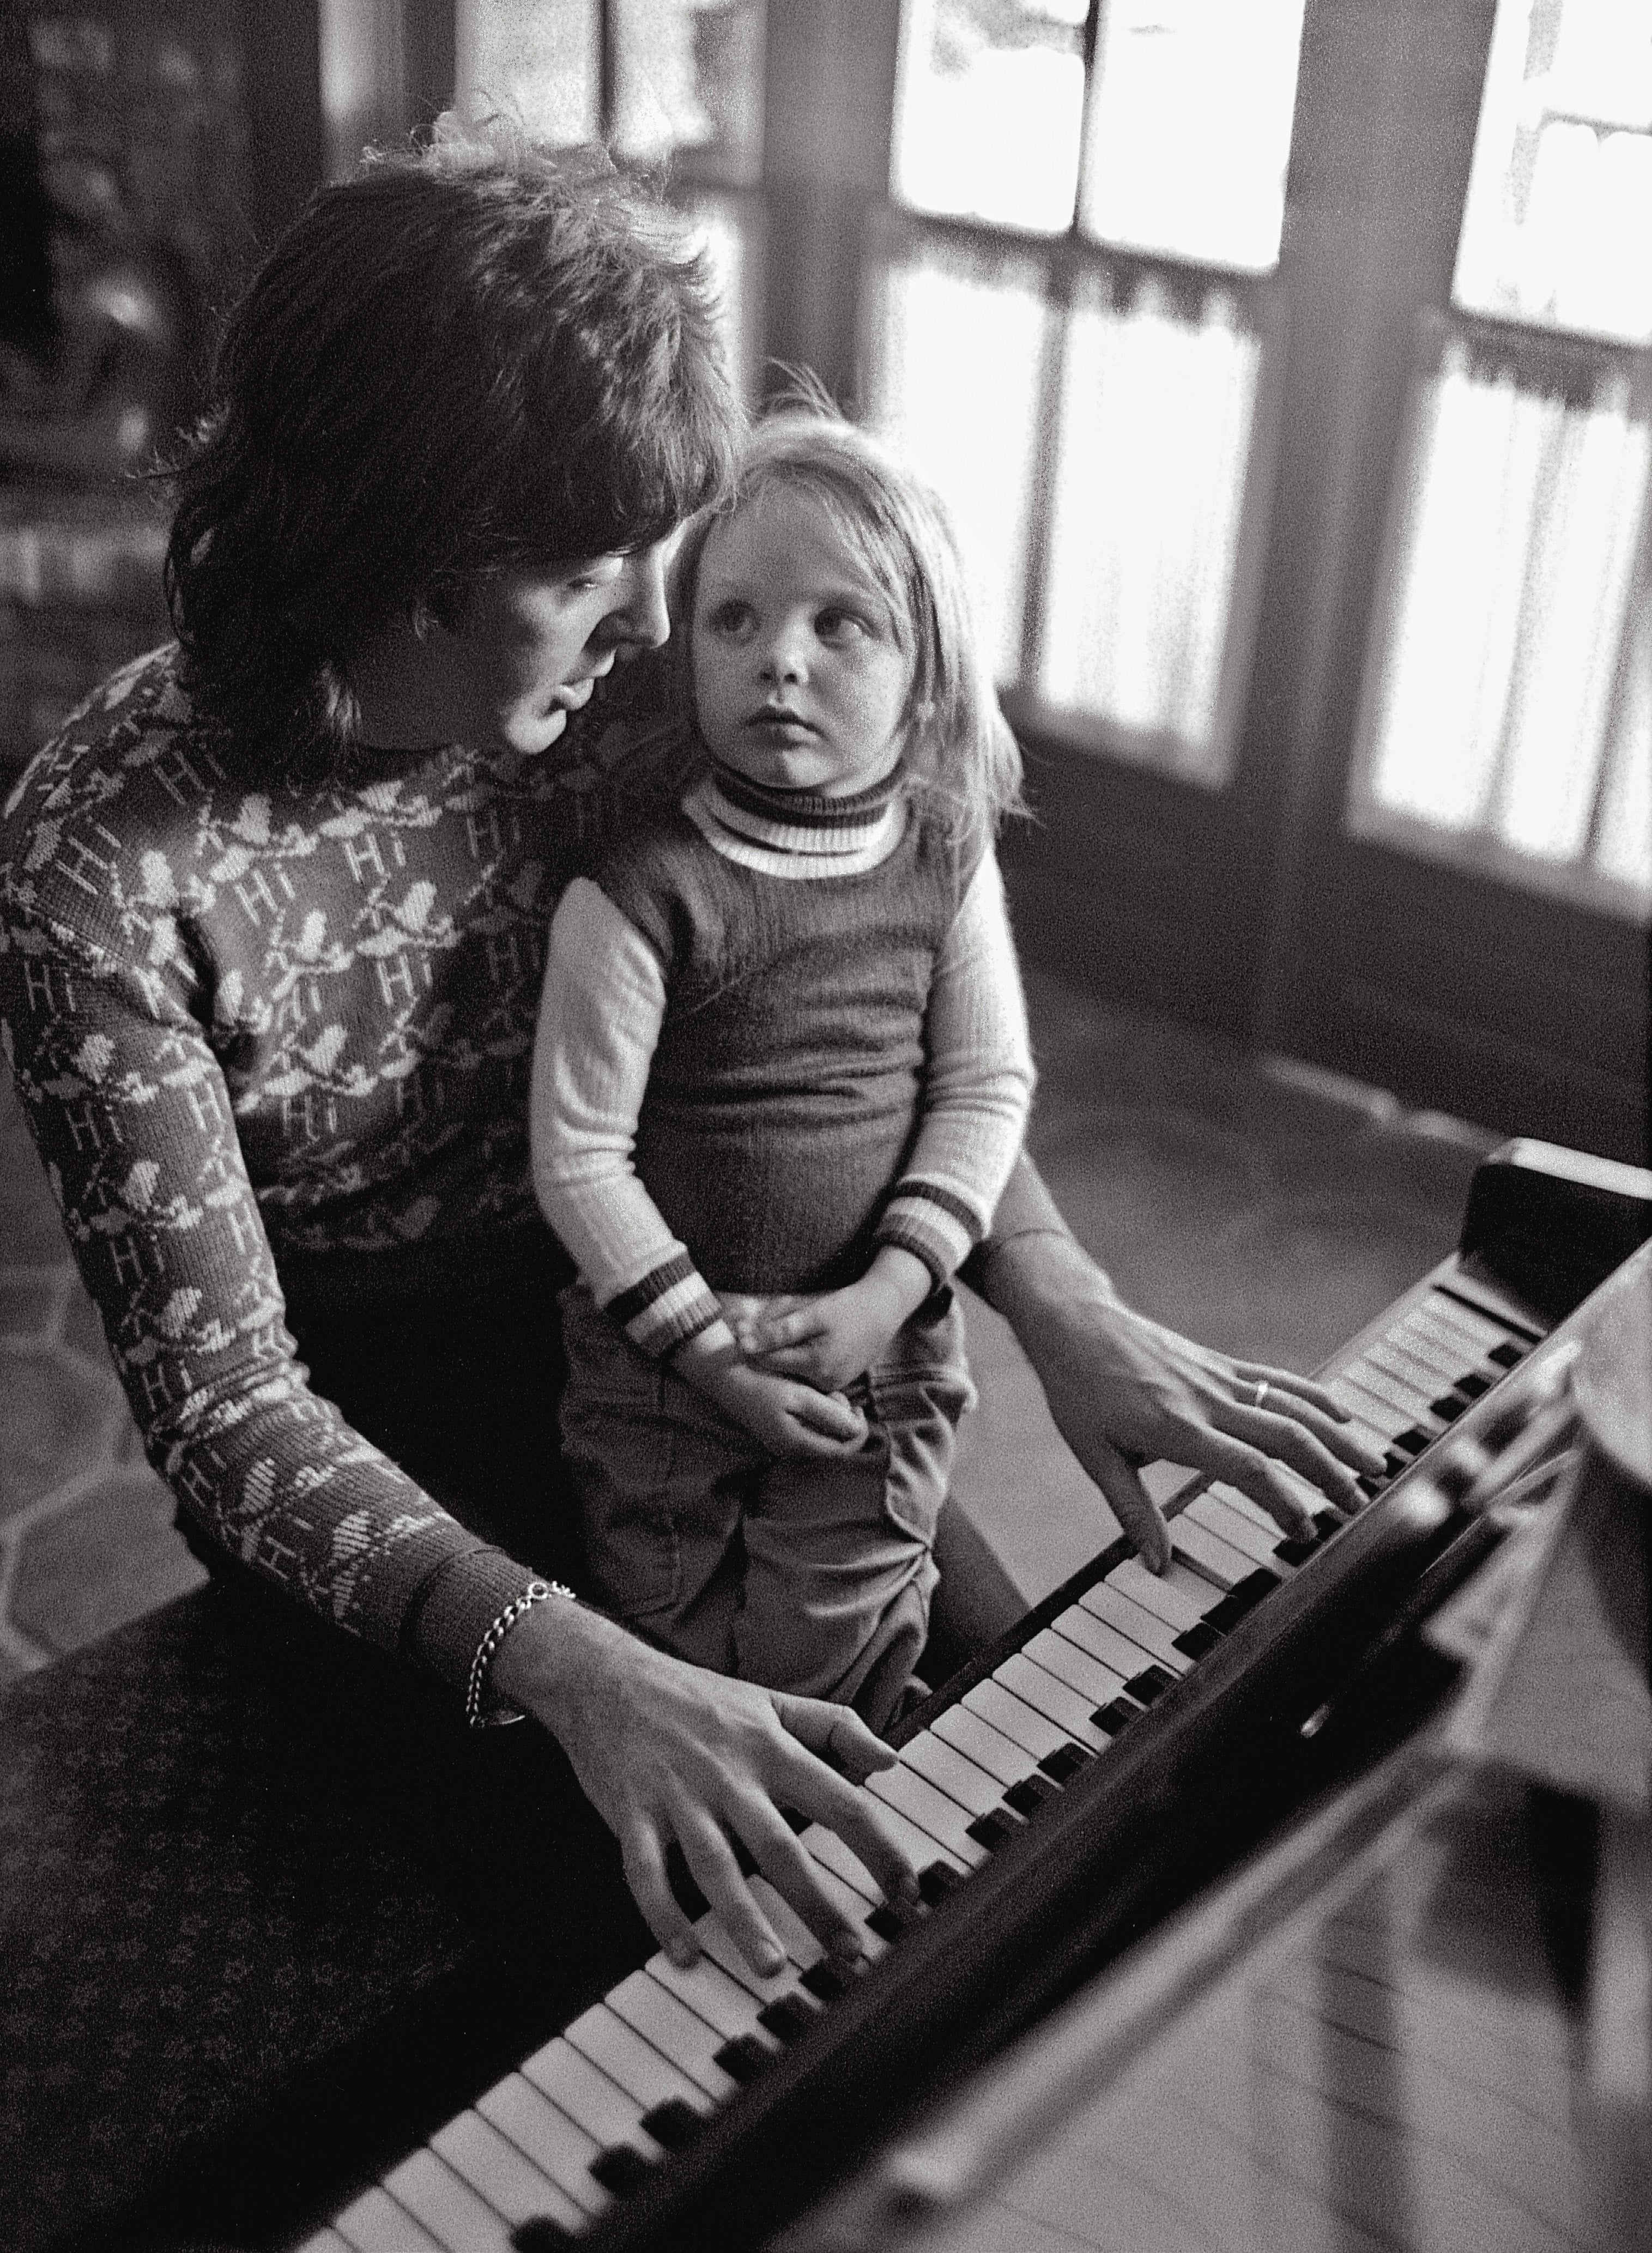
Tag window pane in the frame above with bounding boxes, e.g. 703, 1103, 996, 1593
864, 237, 1053, 683
892, 0, 1088, 235
612, 0, 764, 181
1454, 0, 1652, 344
1034, 272, 1266, 777
1350, 331, 1652, 907
685, 191, 761, 403
1078, 0, 1306, 271
455, 0, 599, 142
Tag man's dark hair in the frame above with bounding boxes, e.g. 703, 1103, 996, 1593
165, 119, 739, 773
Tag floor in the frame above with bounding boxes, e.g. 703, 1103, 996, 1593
0, 967, 1497, 1685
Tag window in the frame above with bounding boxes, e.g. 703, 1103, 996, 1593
869, 0, 1306, 784
1348, 0, 1652, 911
451, 0, 765, 398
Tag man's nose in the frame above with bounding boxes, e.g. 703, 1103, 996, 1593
608, 543, 671, 648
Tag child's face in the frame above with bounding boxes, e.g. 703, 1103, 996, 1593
691, 486, 913, 796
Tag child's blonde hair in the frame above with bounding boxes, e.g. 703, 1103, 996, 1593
673, 401, 1024, 839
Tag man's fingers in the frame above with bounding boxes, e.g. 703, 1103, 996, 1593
1085, 1444, 1172, 1573
1202, 1439, 1320, 1540
1226, 1364, 1385, 1479
1223, 1396, 1379, 1506
620, 1821, 702, 1970
771, 1695, 918, 1908
774, 1692, 897, 1780
671, 1806, 789, 1977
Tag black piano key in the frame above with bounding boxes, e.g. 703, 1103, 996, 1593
918, 1860, 963, 1905
801, 1960, 855, 2004
1457, 1370, 1493, 1396
1429, 1392, 1470, 1421
590, 2144, 656, 2194
1357, 1474, 1386, 1499
1272, 1534, 1320, 1566
1091, 1697, 1145, 1735
778, 1804, 813, 1834
1124, 1666, 1176, 1706
1221, 1566, 1282, 1618
1390, 1427, 1430, 1456
868, 1895, 927, 1942
1003, 1774, 1057, 1818
965, 1809, 1021, 1853
1172, 1622, 1223, 1661
1487, 1341, 1525, 1369
640, 2098, 704, 2152
1383, 1449, 1414, 1481
1275, 1510, 1345, 1567
1038, 1743, 1092, 1783
713, 2035, 770, 2085
757, 1993, 819, 2042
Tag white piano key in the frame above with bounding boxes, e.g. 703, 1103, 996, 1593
749, 1876, 835, 1969
1046, 1600, 1146, 1679
1370, 1335, 1448, 1395
1003, 1646, 1115, 1748
1185, 1491, 1286, 1569
522, 2032, 661, 2154
1106, 1558, 1215, 1630
1330, 1373, 1411, 1439
1025, 1625, 1127, 1709
335, 2184, 449, 2253
605, 1971, 740, 2099
797, 1823, 880, 1903
383, 2147, 517, 2253
293, 2231, 357, 2253
1077, 1585, 1191, 1673
1208, 1481, 1290, 1536
433, 2109, 583, 2232
691, 1916, 795, 2001
648, 1948, 779, 2044
867, 1763, 988, 1868
901, 1726, 1012, 1816
931, 1701, 1037, 1788
854, 1784, 969, 1876
1170, 1515, 1252, 1589
962, 1676, 1070, 1762
794, 1840, 892, 1951
1407, 1299, 1486, 1358
1420, 1291, 1512, 1353
1393, 1311, 1472, 1379
474, 2072, 606, 2218
563, 2003, 709, 2116
1345, 1358, 1424, 1419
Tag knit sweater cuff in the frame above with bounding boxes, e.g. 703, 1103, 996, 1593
875, 1177, 987, 1291
406, 1546, 549, 1700
606, 1251, 724, 1358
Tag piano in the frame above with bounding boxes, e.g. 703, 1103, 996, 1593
4, 1137, 1648, 2253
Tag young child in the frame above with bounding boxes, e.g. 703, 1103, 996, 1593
529, 408, 1033, 1731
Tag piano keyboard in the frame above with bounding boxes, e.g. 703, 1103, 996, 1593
296, 1265, 1546, 2253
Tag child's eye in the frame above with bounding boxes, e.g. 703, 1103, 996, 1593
816, 608, 868, 643
706, 599, 755, 635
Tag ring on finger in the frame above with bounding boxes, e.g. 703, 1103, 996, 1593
1245, 1379, 1271, 1411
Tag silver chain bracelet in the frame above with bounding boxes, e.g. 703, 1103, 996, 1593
464, 1577, 578, 1729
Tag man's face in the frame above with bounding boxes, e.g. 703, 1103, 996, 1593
446, 542, 675, 756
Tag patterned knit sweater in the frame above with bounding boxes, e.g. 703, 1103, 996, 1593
0, 643, 695, 1693
530, 764, 1033, 1357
